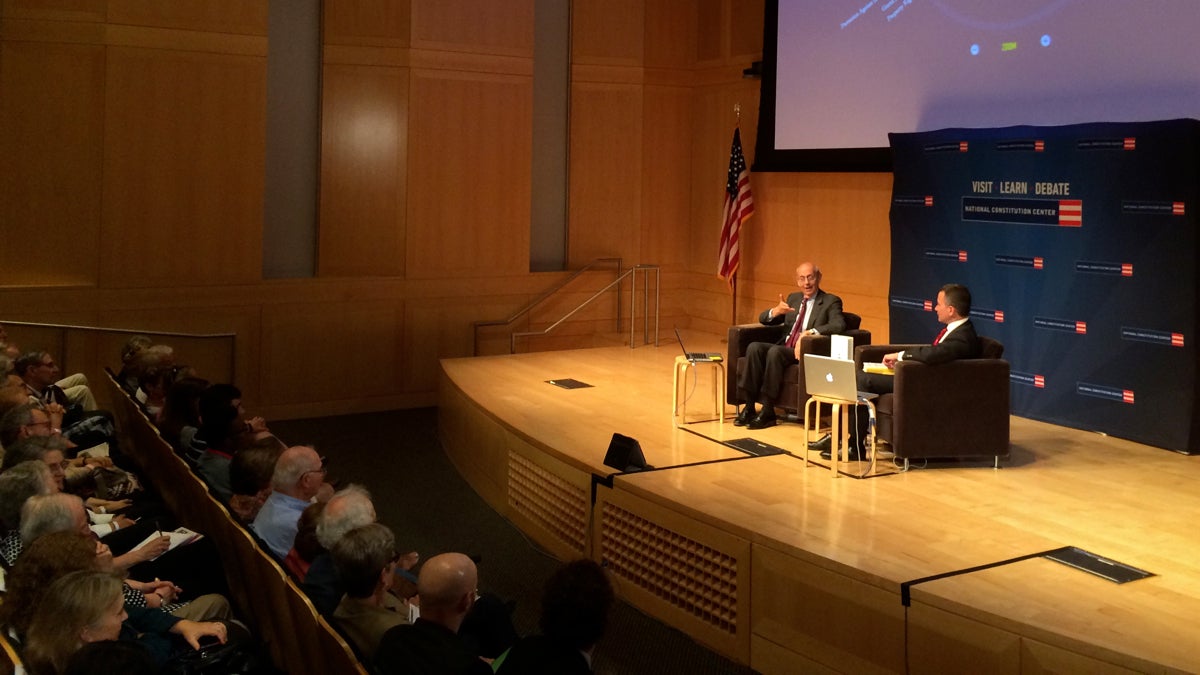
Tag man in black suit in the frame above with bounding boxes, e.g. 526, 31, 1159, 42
830, 283, 981, 459
735, 262, 846, 429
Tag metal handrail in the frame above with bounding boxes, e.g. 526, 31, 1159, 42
510, 264, 659, 353
472, 258, 623, 356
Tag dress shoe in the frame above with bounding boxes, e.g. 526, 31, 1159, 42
733, 406, 756, 427
747, 409, 777, 430
807, 433, 832, 451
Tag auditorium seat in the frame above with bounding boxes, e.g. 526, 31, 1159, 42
726, 312, 872, 414
854, 337, 1009, 466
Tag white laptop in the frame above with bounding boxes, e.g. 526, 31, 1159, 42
803, 354, 877, 403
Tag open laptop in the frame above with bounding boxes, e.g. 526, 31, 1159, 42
803, 354, 877, 403
674, 328, 723, 363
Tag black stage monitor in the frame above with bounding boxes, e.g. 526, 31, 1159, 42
604, 433, 652, 473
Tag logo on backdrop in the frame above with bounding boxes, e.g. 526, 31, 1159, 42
1120, 327, 1186, 347
1077, 382, 1135, 405
995, 139, 1045, 152
890, 296, 930, 312
962, 197, 1082, 227
1011, 371, 1046, 388
969, 308, 1005, 323
1034, 317, 1087, 334
925, 249, 968, 262
1122, 200, 1186, 215
1076, 261, 1133, 276
1077, 137, 1137, 151
996, 255, 1044, 270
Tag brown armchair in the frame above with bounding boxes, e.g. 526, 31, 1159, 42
726, 312, 871, 414
853, 337, 1009, 466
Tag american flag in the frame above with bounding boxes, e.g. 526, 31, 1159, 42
717, 128, 754, 284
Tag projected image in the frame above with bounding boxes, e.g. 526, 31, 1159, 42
767, 0, 1200, 160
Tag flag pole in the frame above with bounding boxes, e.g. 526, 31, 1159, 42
731, 104, 741, 328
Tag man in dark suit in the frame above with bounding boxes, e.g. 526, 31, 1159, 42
735, 262, 846, 429
831, 283, 981, 459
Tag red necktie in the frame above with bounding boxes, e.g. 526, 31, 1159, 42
785, 300, 808, 348
932, 327, 947, 345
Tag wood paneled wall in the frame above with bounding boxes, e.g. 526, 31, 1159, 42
0, 0, 893, 420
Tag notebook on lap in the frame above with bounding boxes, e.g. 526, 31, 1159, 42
674, 328, 723, 363
803, 354, 876, 403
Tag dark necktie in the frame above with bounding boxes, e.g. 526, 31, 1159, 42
785, 299, 808, 348
933, 327, 947, 345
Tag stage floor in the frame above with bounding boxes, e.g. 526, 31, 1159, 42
439, 334, 1200, 673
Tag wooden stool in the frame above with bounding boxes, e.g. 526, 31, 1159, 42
804, 393, 876, 477
672, 356, 726, 425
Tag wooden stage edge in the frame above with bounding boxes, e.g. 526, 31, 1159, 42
437, 339, 1200, 675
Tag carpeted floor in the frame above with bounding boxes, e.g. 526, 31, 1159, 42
270, 408, 757, 675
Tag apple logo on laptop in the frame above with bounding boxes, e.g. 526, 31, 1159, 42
825, 372, 834, 383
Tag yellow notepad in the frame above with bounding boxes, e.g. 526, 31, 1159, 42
862, 362, 894, 375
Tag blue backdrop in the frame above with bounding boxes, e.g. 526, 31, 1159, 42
889, 119, 1199, 453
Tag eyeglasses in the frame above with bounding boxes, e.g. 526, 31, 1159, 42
300, 456, 328, 480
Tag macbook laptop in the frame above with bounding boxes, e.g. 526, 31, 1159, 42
803, 354, 877, 403
674, 328, 723, 363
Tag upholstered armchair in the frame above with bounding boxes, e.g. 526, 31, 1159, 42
853, 336, 1009, 466
726, 312, 871, 414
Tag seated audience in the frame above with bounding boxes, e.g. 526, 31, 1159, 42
26, 568, 227, 672
14, 350, 98, 412
156, 376, 209, 456
114, 335, 154, 392
23, 570, 128, 674
251, 445, 326, 559
285, 500, 326, 580
496, 559, 614, 674
227, 435, 285, 522
331, 523, 414, 661
375, 552, 493, 675
0, 459, 56, 564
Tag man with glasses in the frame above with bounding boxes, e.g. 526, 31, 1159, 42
735, 262, 847, 429
14, 350, 98, 412
251, 445, 329, 559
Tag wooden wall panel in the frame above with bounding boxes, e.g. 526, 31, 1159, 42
644, 0, 695, 68
324, 0, 411, 47
260, 300, 402, 405
106, 0, 267, 35
100, 47, 265, 288
411, 0, 532, 56
0, 40, 104, 286
640, 85, 692, 269
729, 0, 763, 58
751, 543, 906, 674
1, 0, 104, 21
572, 0, 644, 65
907, 601, 1021, 674
568, 84, 644, 266
695, 0, 724, 63
406, 71, 532, 279
318, 64, 408, 277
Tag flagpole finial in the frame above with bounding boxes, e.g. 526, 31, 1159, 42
734, 103, 741, 125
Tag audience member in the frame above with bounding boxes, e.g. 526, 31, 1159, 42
23, 570, 128, 675
115, 334, 154, 392
331, 523, 413, 661
0, 459, 55, 564
375, 552, 493, 675
156, 376, 209, 455
496, 559, 614, 674
285, 500, 326, 580
227, 435, 285, 522
251, 445, 326, 559
302, 484, 403, 614
14, 350, 98, 412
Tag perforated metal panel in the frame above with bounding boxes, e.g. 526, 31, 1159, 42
600, 501, 738, 633
507, 451, 588, 556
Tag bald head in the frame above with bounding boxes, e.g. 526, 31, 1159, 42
795, 262, 822, 299
272, 445, 323, 498
416, 552, 478, 632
